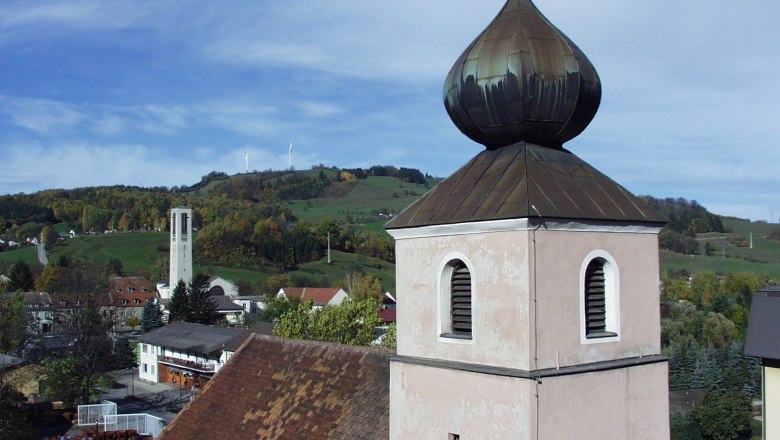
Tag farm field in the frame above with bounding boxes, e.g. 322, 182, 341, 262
288, 176, 437, 235
660, 218, 780, 280
49, 231, 169, 274
0, 246, 38, 266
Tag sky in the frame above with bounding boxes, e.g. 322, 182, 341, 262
2, 0, 779, 221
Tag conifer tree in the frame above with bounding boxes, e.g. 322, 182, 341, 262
113, 337, 137, 369
188, 281, 217, 325
168, 280, 190, 322
7, 261, 34, 292
141, 300, 165, 332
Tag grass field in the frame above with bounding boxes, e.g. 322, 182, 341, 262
50, 231, 169, 274
0, 246, 38, 266
288, 176, 436, 236
294, 250, 395, 292
660, 218, 780, 281
9, 231, 395, 294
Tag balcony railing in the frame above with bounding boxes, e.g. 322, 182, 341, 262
159, 356, 216, 372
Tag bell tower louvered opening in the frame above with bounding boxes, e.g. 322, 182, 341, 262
585, 258, 617, 339
450, 261, 472, 337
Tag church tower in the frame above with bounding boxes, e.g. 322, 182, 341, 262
169, 207, 193, 292
386, 1, 670, 438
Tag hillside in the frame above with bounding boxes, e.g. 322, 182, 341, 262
2, 169, 779, 292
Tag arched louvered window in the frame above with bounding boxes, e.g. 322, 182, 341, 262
584, 257, 618, 339
450, 261, 472, 337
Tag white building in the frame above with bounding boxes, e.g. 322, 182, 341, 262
137, 322, 249, 389
159, 207, 193, 300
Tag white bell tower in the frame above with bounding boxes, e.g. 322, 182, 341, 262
169, 206, 193, 291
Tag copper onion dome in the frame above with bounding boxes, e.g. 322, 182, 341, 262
444, 0, 601, 150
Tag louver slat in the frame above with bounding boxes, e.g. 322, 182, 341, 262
585, 261, 609, 336
451, 263, 472, 335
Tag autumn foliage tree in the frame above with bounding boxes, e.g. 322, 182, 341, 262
274, 299, 381, 346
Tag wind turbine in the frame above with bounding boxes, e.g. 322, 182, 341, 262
244, 150, 249, 173
288, 142, 293, 170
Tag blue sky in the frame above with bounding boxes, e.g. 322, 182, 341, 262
2, 0, 779, 221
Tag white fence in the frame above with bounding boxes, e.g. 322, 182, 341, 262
78, 400, 165, 436
77, 400, 117, 426
103, 414, 166, 437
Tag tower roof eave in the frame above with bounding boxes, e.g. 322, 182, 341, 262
385, 142, 667, 230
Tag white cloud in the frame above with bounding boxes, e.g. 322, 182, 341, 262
0, 96, 86, 134
296, 101, 344, 118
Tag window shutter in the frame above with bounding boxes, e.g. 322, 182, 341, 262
585, 260, 606, 335
451, 262, 472, 335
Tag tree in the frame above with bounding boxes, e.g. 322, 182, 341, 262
141, 300, 165, 332
692, 392, 751, 440
113, 337, 137, 369
40, 225, 58, 251
105, 258, 124, 276
380, 322, 397, 349
7, 262, 34, 292
118, 213, 132, 231
0, 292, 31, 354
44, 295, 114, 405
125, 316, 141, 330
274, 299, 381, 346
168, 280, 190, 322
0, 380, 34, 439
150, 257, 169, 284
351, 273, 383, 302
188, 281, 217, 325
263, 274, 294, 295
259, 294, 300, 323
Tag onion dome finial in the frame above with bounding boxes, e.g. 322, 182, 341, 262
444, 0, 602, 150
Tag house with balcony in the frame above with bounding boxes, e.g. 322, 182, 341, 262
137, 322, 249, 389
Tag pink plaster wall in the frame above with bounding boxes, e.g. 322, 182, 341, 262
394, 230, 533, 369
390, 361, 535, 439
537, 362, 670, 439
532, 230, 662, 369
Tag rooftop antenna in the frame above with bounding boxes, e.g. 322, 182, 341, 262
244, 150, 249, 173
288, 142, 293, 171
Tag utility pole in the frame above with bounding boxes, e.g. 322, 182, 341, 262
327, 232, 331, 264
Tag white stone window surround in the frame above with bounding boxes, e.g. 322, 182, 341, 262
437, 252, 476, 345
579, 249, 621, 345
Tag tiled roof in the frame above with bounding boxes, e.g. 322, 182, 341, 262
281, 288, 344, 306
745, 286, 780, 360
386, 142, 667, 229
108, 276, 158, 307
137, 322, 248, 358
20, 291, 52, 309
158, 336, 391, 440
48, 291, 111, 310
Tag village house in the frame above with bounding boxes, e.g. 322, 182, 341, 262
212, 295, 246, 326
745, 285, 780, 438
137, 322, 249, 389
203, 275, 240, 298
232, 295, 265, 320
20, 291, 55, 334
106, 276, 158, 333
276, 287, 348, 310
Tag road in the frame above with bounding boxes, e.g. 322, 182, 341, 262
37, 243, 48, 265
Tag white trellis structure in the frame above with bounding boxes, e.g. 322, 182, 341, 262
103, 414, 166, 437
77, 400, 117, 426
78, 400, 165, 436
